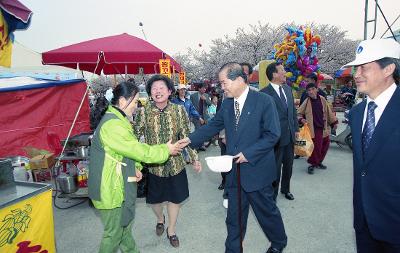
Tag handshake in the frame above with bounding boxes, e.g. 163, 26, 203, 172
166, 137, 191, 156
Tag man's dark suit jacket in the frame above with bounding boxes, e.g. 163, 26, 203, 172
349, 86, 400, 244
189, 89, 281, 191
260, 84, 299, 147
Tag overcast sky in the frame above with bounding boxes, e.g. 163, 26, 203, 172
15, 0, 399, 56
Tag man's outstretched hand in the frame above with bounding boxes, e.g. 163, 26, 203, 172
177, 137, 191, 148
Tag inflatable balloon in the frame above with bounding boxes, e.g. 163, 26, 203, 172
286, 72, 293, 78
271, 26, 322, 89
299, 80, 307, 88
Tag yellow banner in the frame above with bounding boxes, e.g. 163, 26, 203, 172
258, 59, 275, 90
0, 10, 12, 67
0, 190, 56, 253
159, 59, 171, 78
179, 72, 186, 84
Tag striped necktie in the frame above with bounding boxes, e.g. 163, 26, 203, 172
362, 101, 377, 155
234, 100, 240, 131
279, 86, 287, 109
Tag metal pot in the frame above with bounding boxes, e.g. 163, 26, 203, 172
57, 174, 78, 194
76, 146, 89, 158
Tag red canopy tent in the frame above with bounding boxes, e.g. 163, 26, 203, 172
42, 33, 181, 75
0, 77, 90, 157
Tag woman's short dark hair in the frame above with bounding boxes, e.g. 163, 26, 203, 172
90, 81, 139, 129
146, 74, 175, 96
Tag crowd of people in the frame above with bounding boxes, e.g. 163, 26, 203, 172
88, 38, 400, 253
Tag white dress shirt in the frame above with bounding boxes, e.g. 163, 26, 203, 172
270, 82, 287, 101
234, 86, 250, 115
362, 83, 397, 130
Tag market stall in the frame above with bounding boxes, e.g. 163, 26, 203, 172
0, 159, 55, 253
0, 77, 91, 158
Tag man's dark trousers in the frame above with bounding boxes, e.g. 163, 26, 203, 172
273, 143, 294, 199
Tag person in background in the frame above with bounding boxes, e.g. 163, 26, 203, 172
345, 38, 400, 253
298, 83, 338, 175
185, 62, 287, 253
171, 83, 205, 126
207, 95, 218, 120
260, 62, 299, 201
134, 75, 201, 248
88, 81, 184, 253
240, 62, 253, 81
190, 82, 212, 151
340, 79, 357, 109
300, 73, 327, 105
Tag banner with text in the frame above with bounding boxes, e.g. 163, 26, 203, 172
159, 59, 171, 78
179, 72, 186, 84
0, 189, 56, 253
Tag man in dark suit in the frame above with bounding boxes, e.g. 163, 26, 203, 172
260, 62, 299, 201
185, 62, 287, 253
346, 38, 400, 253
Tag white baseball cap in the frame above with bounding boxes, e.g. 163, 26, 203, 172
177, 84, 188, 90
344, 38, 400, 67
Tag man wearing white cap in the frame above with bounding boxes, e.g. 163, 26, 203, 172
345, 38, 400, 252
171, 84, 205, 126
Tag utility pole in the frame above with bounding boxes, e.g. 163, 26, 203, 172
139, 22, 147, 41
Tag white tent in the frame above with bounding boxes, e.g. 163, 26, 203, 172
0, 41, 83, 80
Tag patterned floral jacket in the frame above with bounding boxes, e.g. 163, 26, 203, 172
134, 102, 198, 177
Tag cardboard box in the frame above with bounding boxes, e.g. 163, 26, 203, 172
29, 154, 55, 170
32, 168, 52, 182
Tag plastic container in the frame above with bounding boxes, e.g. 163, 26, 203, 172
13, 166, 30, 182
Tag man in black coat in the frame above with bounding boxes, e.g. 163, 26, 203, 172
260, 62, 299, 201
186, 62, 287, 253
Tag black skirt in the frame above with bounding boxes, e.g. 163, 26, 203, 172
146, 169, 189, 204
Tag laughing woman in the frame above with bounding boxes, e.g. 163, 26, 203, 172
88, 81, 184, 253
134, 75, 202, 248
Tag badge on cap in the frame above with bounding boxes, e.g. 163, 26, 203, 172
356, 46, 363, 54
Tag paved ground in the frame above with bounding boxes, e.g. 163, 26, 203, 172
53, 117, 356, 253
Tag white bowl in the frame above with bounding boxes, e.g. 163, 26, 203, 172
205, 155, 234, 173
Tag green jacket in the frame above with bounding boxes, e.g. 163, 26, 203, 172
89, 106, 169, 210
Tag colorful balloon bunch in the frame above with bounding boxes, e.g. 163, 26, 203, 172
270, 26, 322, 89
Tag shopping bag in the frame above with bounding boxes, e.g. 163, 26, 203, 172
294, 123, 314, 157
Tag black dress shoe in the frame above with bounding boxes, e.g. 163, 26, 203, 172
318, 163, 327, 169
282, 192, 294, 200
218, 182, 225, 190
307, 166, 315, 174
198, 146, 206, 151
155, 215, 165, 236
266, 246, 283, 253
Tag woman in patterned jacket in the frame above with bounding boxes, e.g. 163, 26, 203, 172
134, 75, 202, 248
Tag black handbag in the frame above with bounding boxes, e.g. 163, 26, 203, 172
137, 166, 148, 198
